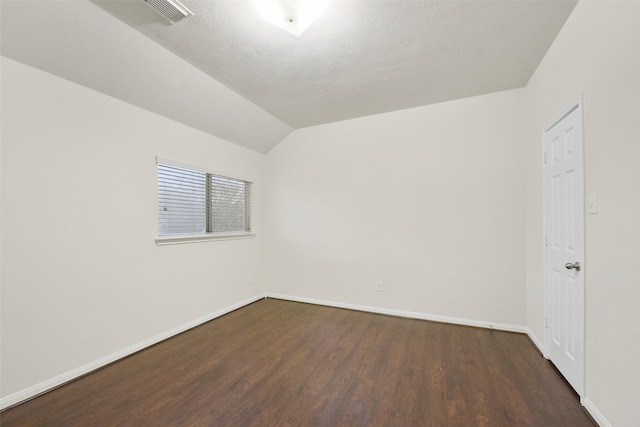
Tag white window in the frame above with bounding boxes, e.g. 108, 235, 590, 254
156, 158, 253, 244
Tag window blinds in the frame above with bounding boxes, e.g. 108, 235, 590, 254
158, 162, 251, 237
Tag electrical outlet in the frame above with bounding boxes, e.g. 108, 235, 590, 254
375, 281, 383, 292
248, 275, 255, 285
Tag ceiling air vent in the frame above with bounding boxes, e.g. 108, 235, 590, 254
145, 0, 194, 24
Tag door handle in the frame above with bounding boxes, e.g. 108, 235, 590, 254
565, 261, 581, 272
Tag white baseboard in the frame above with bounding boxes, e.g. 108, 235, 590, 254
524, 327, 545, 355
523, 330, 611, 427
0, 293, 267, 411
265, 292, 528, 334
582, 397, 610, 427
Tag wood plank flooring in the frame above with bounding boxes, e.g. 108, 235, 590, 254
1, 298, 594, 426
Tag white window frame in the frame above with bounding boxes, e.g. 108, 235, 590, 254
155, 157, 254, 245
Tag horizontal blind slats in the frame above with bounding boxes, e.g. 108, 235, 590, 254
158, 162, 252, 237
158, 163, 206, 236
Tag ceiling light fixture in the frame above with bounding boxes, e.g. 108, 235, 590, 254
145, 0, 194, 24
257, 0, 327, 37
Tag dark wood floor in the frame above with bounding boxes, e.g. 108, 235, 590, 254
1, 298, 594, 426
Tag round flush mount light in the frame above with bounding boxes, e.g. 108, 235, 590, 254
256, 0, 328, 37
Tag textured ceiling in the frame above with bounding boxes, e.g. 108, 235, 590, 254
1, 0, 577, 153
0, 0, 292, 153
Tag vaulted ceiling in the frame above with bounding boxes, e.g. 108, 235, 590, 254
1, 0, 577, 153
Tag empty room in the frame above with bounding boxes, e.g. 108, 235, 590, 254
1, 0, 638, 426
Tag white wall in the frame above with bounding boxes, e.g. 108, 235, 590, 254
264, 89, 526, 326
524, 1, 640, 425
0, 57, 266, 400
3, 3, 639, 425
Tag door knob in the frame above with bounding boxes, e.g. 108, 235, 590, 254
565, 262, 581, 272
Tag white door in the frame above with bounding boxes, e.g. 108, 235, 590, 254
544, 100, 585, 397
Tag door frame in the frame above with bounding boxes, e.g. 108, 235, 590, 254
542, 95, 586, 400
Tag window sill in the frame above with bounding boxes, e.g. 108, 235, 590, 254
155, 232, 255, 246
